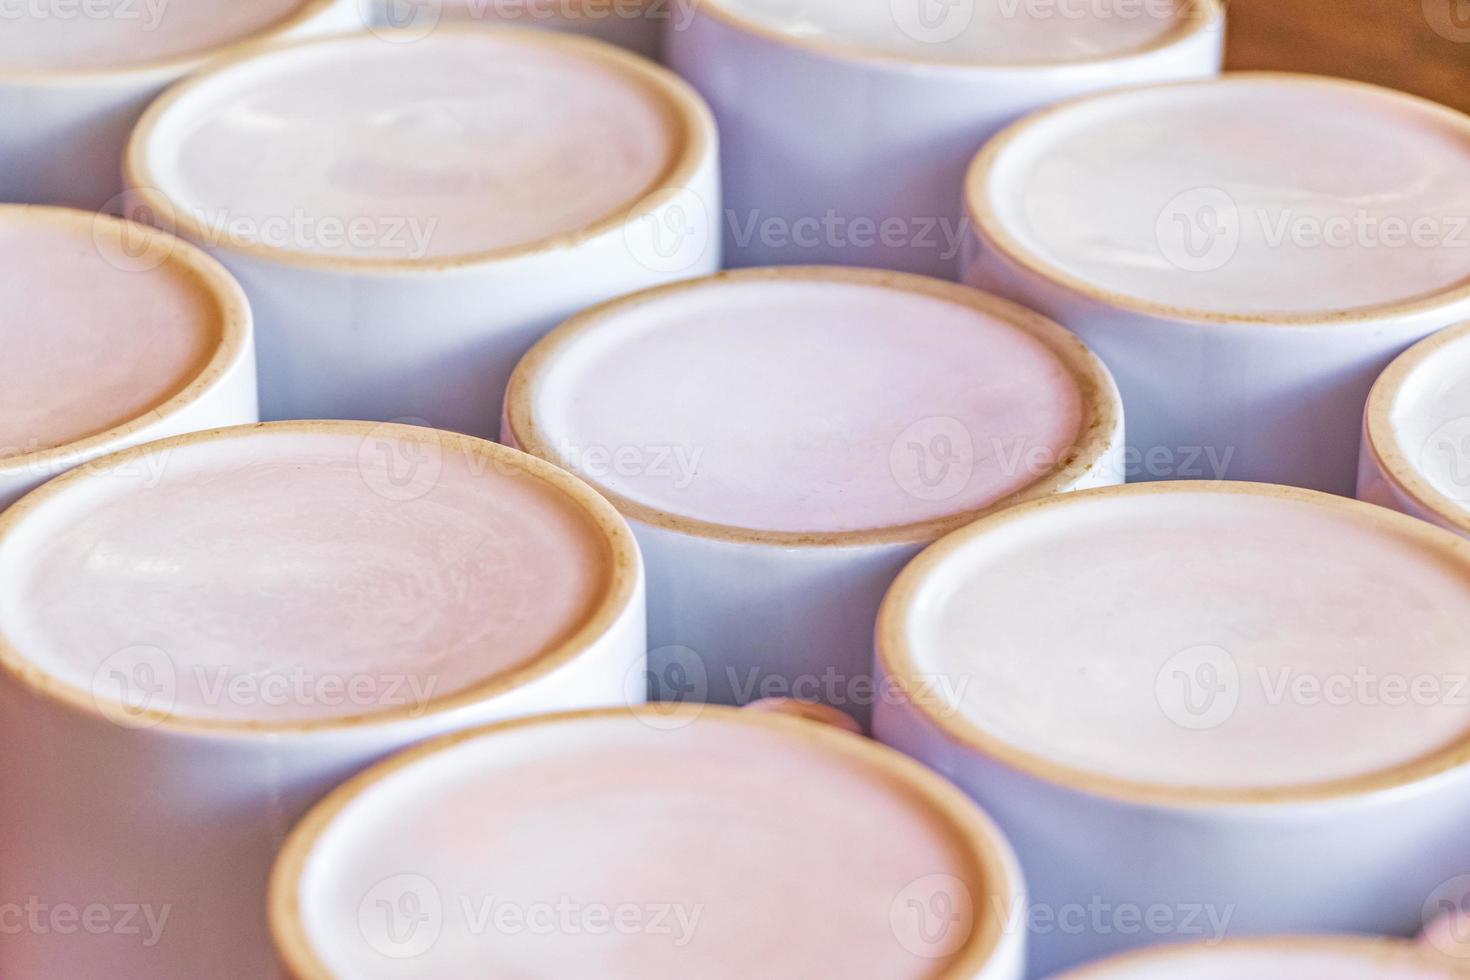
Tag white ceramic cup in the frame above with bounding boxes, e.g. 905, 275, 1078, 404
963, 73, 1470, 495
0, 0, 354, 211
0, 204, 257, 510
875, 481, 1470, 974
268, 705, 1027, 979
0, 420, 646, 979
666, 0, 1223, 277
1359, 321, 1470, 537
124, 26, 719, 440
1053, 936, 1466, 979
364, 0, 669, 59
504, 266, 1123, 726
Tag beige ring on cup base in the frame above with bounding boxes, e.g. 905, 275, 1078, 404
503, 264, 1124, 721
0, 419, 643, 736
962, 72, 1470, 496
268, 705, 1025, 979
505, 265, 1124, 551
0, 204, 256, 510
875, 479, 1470, 972
121, 25, 720, 438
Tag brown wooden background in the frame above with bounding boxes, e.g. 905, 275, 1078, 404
1225, 0, 1470, 112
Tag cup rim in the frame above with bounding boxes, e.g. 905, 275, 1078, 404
0, 0, 345, 84
0, 204, 252, 479
266, 704, 1024, 979
0, 419, 643, 737
122, 24, 716, 275
965, 71, 1470, 327
876, 479, 1470, 808
1364, 320, 1470, 537
688, 0, 1224, 71
1058, 935, 1458, 977
504, 264, 1124, 549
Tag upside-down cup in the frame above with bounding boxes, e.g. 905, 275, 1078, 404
124, 26, 719, 439
1360, 321, 1470, 537
0, 205, 257, 510
505, 266, 1123, 725
876, 481, 1470, 974
1055, 936, 1466, 979
963, 73, 1470, 495
269, 706, 1026, 978
365, 0, 668, 59
666, 0, 1223, 276
0, 421, 645, 979
0, 0, 353, 210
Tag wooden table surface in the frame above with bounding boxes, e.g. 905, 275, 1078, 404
1224, 0, 1470, 112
